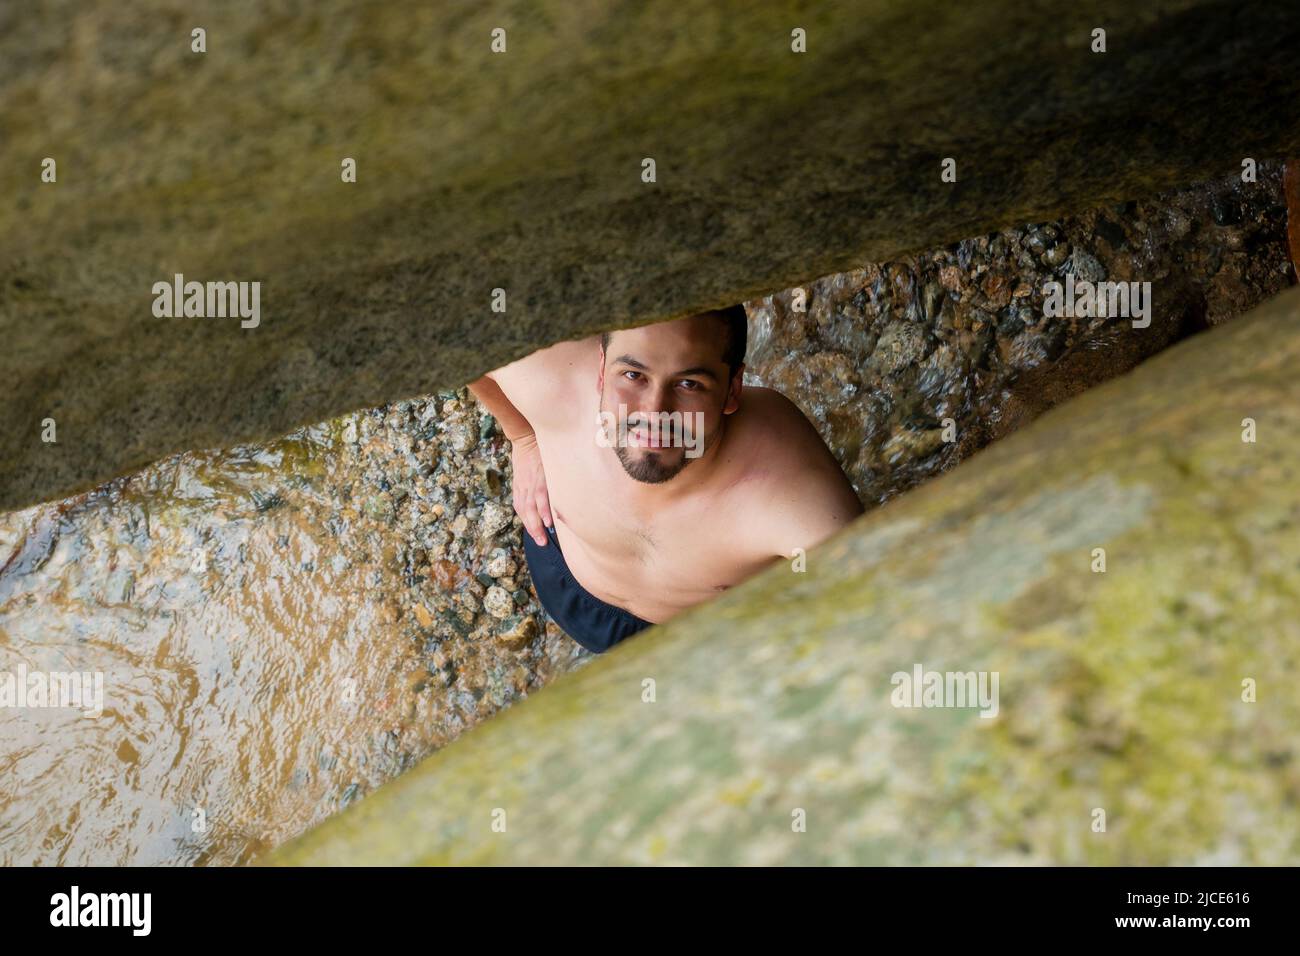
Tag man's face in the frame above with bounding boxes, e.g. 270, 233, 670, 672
597, 314, 743, 484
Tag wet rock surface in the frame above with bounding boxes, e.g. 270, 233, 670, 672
5, 0, 1300, 511
744, 162, 1294, 506
1, 168, 1293, 863
0, 398, 581, 865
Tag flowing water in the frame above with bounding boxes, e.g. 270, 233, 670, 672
0, 420, 540, 865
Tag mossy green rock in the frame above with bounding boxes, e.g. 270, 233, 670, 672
267, 287, 1300, 865
4, 0, 1300, 509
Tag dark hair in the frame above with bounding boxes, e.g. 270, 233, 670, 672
601, 305, 748, 379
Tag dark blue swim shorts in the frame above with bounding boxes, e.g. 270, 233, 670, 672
522, 524, 652, 653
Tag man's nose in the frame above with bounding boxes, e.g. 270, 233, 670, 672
635, 384, 678, 416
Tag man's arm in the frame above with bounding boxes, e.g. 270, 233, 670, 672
466, 336, 598, 545
467, 373, 553, 546
474, 336, 597, 435
466, 374, 535, 443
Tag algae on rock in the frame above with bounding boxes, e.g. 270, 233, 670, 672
5, 0, 1300, 509
266, 286, 1300, 866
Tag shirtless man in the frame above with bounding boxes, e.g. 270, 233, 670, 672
467, 305, 863, 653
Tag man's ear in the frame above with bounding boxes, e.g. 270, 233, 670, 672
722, 363, 745, 415
596, 345, 605, 394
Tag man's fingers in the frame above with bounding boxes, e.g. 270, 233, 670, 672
518, 497, 548, 546
535, 486, 554, 530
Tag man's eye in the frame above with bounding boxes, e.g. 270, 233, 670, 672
621, 370, 641, 381
678, 380, 701, 391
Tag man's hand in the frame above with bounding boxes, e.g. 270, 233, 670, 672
468, 373, 555, 546
509, 432, 554, 546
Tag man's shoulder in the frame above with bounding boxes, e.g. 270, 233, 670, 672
486, 335, 599, 431
727, 384, 863, 557
748, 384, 808, 415
733, 385, 827, 457
487, 334, 599, 386
722, 385, 833, 507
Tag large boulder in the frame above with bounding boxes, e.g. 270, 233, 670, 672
4, 0, 1300, 510
265, 285, 1300, 866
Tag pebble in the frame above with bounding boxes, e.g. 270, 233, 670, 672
479, 501, 513, 538
1043, 242, 1070, 268
497, 615, 539, 647
447, 423, 476, 453
1070, 251, 1106, 283
484, 586, 515, 619
1212, 194, 1241, 226
484, 548, 515, 577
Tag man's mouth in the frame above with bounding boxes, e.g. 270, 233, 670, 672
626, 426, 664, 448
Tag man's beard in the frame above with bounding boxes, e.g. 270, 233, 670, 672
614, 442, 690, 484
604, 406, 715, 485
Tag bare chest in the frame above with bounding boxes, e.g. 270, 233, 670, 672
534, 422, 771, 619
